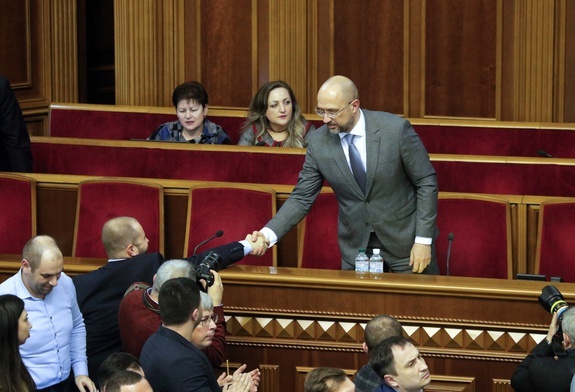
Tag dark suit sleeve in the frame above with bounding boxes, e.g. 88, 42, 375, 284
510, 339, 555, 392
187, 241, 245, 269
0, 76, 32, 172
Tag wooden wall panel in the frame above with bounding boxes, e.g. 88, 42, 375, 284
562, 1, 575, 123
511, 0, 555, 122
0, 1, 30, 84
198, 0, 254, 108
424, 0, 498, 119
0, 0, 52, 135
114, 0, 184, 106
268, 0, 310, 110
50, 0, 78, 103
332, 0, 406, 115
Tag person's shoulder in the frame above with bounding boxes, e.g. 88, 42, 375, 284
57, 272, 75, 289
363, 109, 406, 124
0, 75, 9, 88
133, 252, 164, 264
0, 274, 17, 294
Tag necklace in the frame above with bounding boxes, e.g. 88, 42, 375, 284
267, 127, 288, 133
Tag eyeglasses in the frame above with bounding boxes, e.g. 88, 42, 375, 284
314, 100, 355, 119
199, 313, 218, 326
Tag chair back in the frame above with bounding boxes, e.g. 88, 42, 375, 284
184, 184, 276, 266
0, 173, 36, 254
72, 179, 164, 258
535, 199, 575, 282
298, 190, 341, 269
435, 193, 513, 279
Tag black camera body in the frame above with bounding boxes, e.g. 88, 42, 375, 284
195, 251, 223, 289
539, 285, 570, 356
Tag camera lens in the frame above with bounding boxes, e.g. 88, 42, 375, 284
539, 285, 569, 315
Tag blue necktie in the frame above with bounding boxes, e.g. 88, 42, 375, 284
345, 134, 366, 193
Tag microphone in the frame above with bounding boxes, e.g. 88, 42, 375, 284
446, 233, 454, 276
537, 149, 553, 158
193, 230, 224, 255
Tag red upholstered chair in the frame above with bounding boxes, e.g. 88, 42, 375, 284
535, 199, 575, 282
183, 184, 276, 266
0, 174, 36, 254
72, 179, 164, 258
435, 193, 513, 279
298, 190, 341, 269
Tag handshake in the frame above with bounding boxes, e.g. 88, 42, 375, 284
245, 231, 269, 257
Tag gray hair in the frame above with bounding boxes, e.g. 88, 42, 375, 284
562, 307, 575, 343
200, 291, 214, 311
152, 259, 196, 294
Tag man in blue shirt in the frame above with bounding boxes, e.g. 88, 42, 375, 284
0, 235, 96, 392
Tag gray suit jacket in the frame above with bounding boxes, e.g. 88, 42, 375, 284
266, 109, 438, 270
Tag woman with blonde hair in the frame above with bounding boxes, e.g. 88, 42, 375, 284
239, 80, 314, 147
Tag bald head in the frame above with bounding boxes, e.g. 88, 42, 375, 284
365, 315, 403, 351
22, 235, 63, 270
318, 76, 358, 105
316, 76, 360, 134
102, 217, 148, 259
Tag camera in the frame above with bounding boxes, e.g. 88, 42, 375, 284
539, 285, 569, 317
195, 251, 223, 289
539, 285, 570, 356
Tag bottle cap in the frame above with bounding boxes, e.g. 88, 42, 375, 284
359, 248, 366, 253
373, 248, 380, 255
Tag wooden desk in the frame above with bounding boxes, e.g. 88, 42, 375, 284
0, 258, 565, 392
218, 265, 570, 392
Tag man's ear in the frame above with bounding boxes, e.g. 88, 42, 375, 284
564, 332, 572, 349
21, 259, 32, 272
191, 308, 199, 322
383, 375, 399, 388
126, 244, 138, 257
362, 342, 369, 354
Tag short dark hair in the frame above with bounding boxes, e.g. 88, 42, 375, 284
159, 277, 201, 326
172, 81, 209, 108
98, 352, 142, 389
105, 370, 144, 392
304, 367, 349, 392
365, 315, 402, 350
370, 336, 413, 378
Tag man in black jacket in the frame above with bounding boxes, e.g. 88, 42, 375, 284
511, 307, 575, 391
73, 216, 264, 387
0, 75, 32, 172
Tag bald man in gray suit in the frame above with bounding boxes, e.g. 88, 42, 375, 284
252, 75, 439, 273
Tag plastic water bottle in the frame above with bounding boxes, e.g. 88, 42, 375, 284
369, 248, 384, 278
355, 248, 369, 278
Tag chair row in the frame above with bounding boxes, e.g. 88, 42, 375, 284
30, 136, 575, 197
49, 103, 575, 158
2, 172, 574, 281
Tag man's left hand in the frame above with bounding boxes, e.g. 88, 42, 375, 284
75, 375, 97, 392
409, 243, 431, 273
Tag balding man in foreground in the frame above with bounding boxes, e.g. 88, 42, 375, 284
0, 235, 96, 392
253, 75, 439, 273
